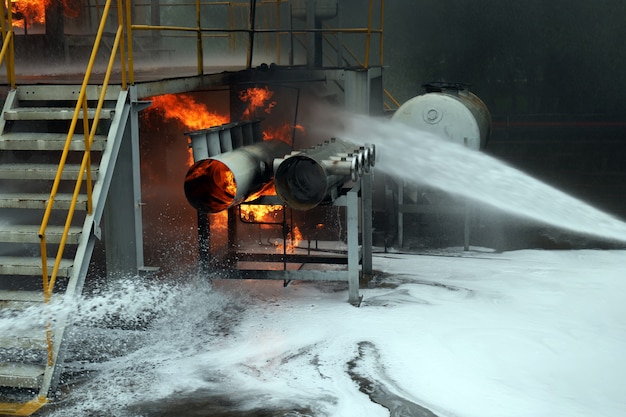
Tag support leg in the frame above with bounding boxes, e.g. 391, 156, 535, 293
362, 171, 373, 276
347, 183, 361, 306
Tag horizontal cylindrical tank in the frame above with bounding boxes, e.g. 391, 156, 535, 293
273, 138, 375, 211
184, 139, 291, 213
392, 83, 491, 150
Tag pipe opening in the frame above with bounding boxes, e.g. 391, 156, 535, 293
275, 156, 327, 211
184, 159, 237, 213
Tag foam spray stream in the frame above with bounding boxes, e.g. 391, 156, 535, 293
321, 111, 626, 243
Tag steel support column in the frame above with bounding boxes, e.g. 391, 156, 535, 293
103, 87, 152, 279
347, 181, 361, 305
343, 67, 383, 116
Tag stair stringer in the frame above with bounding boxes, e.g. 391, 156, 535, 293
39, 89, 132, 397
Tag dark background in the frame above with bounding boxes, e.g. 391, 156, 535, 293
371, 1, 626, 247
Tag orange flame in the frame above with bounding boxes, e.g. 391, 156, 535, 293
275, 225, 303, 254
239, 86, 276, 120
240, 204, 283, 223
262, 123, 304, 146
11, 0, 80, 29
239, 204, 302, 253
149, 94, 229, 166
150, 94, 229, 131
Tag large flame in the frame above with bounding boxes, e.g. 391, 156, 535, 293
149, 93, 229, 166
11, 0, 80, 29
150, 94, 229, 131
152, 90, 305, 252
240, 204, 283, 223
240, 86, 276, 119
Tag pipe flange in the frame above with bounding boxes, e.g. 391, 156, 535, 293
423, 107, 442, 124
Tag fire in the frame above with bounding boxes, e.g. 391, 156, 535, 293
262, 123, 304, 146
275, 225, 303, 254
12, 0, 46, 28
240, 204, 283, 223
11, 0, 80, 29
149, 94, 229, 166
239, 86, 276, 119
244, 180, 277, 203
239, 204, 303, 253
184, 159, 237, 213
150, 94, 229, 131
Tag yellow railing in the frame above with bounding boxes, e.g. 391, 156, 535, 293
38, 0, 129, 366
4, 0, 386, 369
128, 0, 384, 73
0, 0, 15, 88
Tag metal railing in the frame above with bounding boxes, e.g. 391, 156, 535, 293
0, 0, 15, 88
0, 0, 388, 369
126, 0, 384, 73
38, 0, 129, 366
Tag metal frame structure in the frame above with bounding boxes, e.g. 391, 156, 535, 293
0, 1, 386, 412
197, 169, 373, 306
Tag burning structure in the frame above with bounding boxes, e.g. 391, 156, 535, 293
183, 118, 376, 307
0, 0, 492, 413
0, 1, 388, 413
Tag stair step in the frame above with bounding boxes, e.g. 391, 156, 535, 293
3, 107, 114, 121
0, 332, 48, 351
16, 84, 122, 102
0, 299, 42, 311
0, 225, 82, 244
0, 363, 45, 389
0, 132, 106, 151
0, 193, 88, 210
0, 163, 99, 181
0, 291, 46, 303
0, 256, 73, 277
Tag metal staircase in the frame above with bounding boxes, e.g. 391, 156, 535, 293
0, 84, 130, 415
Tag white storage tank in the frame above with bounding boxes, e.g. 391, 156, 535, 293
392, 82, 491, 150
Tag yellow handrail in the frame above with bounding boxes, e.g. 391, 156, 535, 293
0, 0, 15, 88
38, 0, 130, 366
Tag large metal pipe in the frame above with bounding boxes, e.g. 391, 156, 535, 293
273, 138, 375, 211
184, 139, 291, 213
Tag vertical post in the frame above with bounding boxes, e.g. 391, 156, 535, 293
361, 171, 373, 276
247, 0, 257, 69
151, 0, 161, 56
336, 0, 343, 66
289, 2, 294, 65
379, 0, 385, 66
104, 110, 138, 279
464, 201, 471, 251
306, 0, 316, 66
125, 0, 135, 85
45, 0, 65, 64
104, 88, 149, 280
397, 179, 404, 248
275, 0, 281, 64
227, 206, 238, 267
130, 86, 146, 269
344, 69, 369, 114
196, 0, 204, 75
347, 182, 361, 306
364, 0, 374, 69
